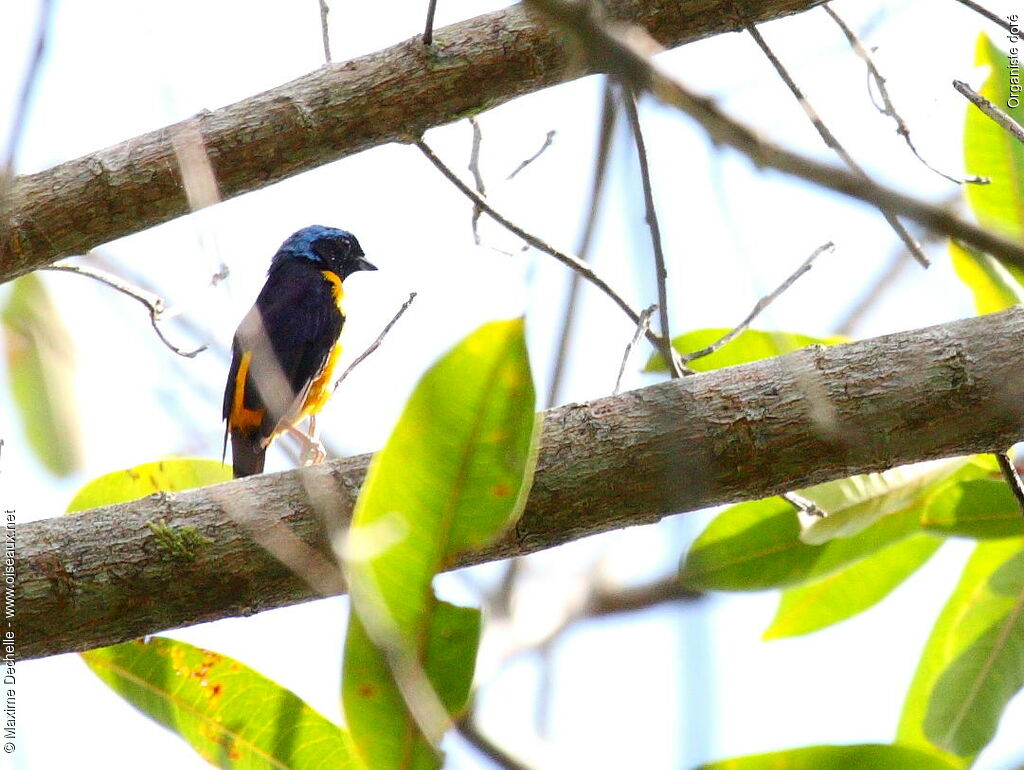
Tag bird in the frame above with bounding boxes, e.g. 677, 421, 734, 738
222, 225, 377, 478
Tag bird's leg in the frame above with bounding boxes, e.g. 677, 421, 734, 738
286, 418, 326, 466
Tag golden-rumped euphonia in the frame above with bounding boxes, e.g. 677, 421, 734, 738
222, 225, 377, 477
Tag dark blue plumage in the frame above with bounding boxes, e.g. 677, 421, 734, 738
223, 226, 377, 477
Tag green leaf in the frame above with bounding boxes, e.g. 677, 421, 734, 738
799, 459, 992, 545
950, 239, 1024, 314
679, 459, 980, 591
343, 318, 537, 769
764, 534, 942, 639
964, 33, 1024, 262
2, 274, 82, 476
83, 637, 357, 770
922, 477, 1024, 539
66, 458, 232, 513
646, 328, 844, 373
899, 538, 1024, 761
343, 602, 480, 770
697, 743, 962, 770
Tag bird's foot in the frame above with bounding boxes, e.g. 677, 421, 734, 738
300, 438, 327, 467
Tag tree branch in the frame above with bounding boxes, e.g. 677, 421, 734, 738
0, 0, 826, 283
17, 307, 1024, 660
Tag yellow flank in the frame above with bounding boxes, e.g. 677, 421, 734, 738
230, 351, 265, 431
298, 269, 347, 419
301, 339, 343, 418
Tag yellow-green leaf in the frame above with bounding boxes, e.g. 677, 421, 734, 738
646, 328, 844, 373
66, 457, 231, 513
799, 460, 986, 545
697, 743, 962, 770
343, 602, 480, 770
343, 319, 537, 769
964, 33, 1024, 258
899, 538, 1024, 762
84, 637, 357, 770
950, 240, 1024, 314
763, 534, 942, 639
679, 458, 982, 591
2, 274, 82, 476
921, 477, 1024, 539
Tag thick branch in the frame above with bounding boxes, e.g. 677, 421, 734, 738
0, 0, 825, 282
17, 307, 1024, 659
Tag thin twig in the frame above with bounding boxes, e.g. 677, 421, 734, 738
332, 292, 417, 392
623, 90, 687, 377
317, 0, 332, 63
832, 225, 949, 337
524, 1, 1024, 270
1, 0, 52, 202
824, 5, 983, 185
745, 20, 930, 267
614, 304, 656, 395
833, 249, 912, 337
954, 80, 1024, 144
506, 130, 557, 180
546, 80, 617, 408
1, 0, 51, 180
415, 139, 669, 353
684, 242, 834, 363
468, 117, 487, 245
423, 0, 439, 45
43, 263, 207, 358
952, 0, 1014, 32
783, 491, 826, 518
996, 451, 1024, 519
457, 713, 536, 770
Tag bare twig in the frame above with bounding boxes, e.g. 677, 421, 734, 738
783, 490, 827, 518
1, 0, 53, 190
415, 139, 669, 353
952, 0, 1015, 32
623, 90, 687, 377
332, 292, 417, 392
457, 713, 536, 770
423, 0, 439, 44
546, 80, 617, 408
824, 5, 983, 185
745, 20, 930, 267
317, 0, 332, 63
996, 451, 1024, 519
614, 304, 656, 395
506, 130, 557, 180
468, 117, 487, 244
954, 79, 1024, 144
683, 242, 834, 363
524, 0, 1024, 271
833, 249, 912, 337
43, 262, 207, 358
833, 226, 948, 337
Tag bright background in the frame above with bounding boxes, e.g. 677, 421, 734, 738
2, 0, 1021, 768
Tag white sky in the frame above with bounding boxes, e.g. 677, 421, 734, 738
3, 0, 1023, 768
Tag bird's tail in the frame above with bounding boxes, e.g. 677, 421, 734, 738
231, 432, 266, 478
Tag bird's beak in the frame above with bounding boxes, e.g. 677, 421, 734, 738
356, 256, 378, 272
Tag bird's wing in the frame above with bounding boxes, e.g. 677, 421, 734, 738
225, 266, 343, 443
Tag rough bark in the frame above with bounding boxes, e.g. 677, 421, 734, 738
0, 0, 826, 282
17, 307, 1024, 660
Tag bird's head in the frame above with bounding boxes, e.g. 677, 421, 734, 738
272, 225, 377, 279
